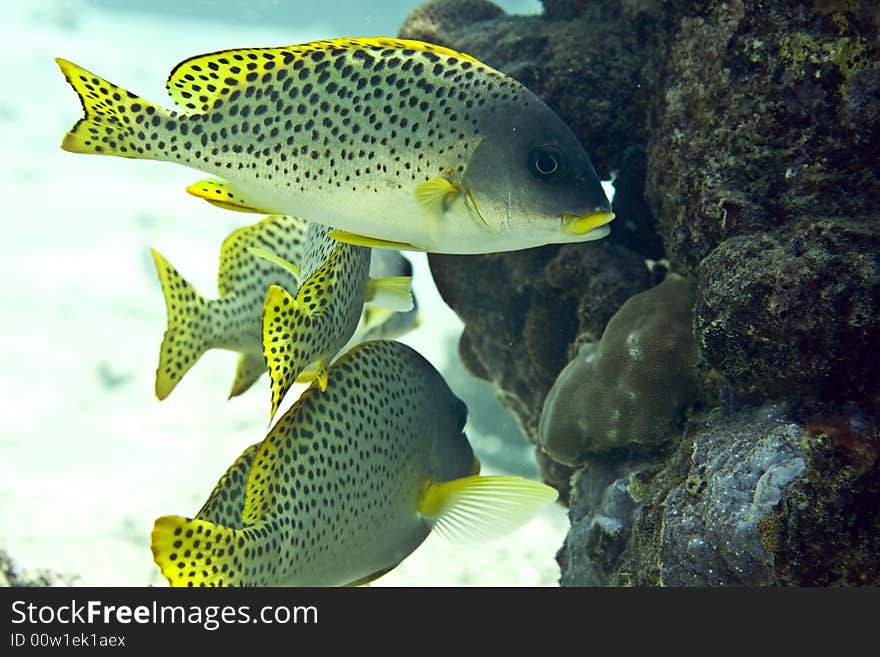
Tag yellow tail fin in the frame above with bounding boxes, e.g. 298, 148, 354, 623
151, 248, 212, 400
56, 57, 174, 159
151, 515, 273, 587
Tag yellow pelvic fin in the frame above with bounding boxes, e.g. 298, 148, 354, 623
315, 360, 329, 393
329, 230, 423, 251
248, 246, 301, 280
262, 284, 301, 422
417, 476, 558, 544
151, 248, 211, 400
228, 352, 267, 399
365, 276, 414, 312
294, 365, 319, 384
186, 178, 268, 214
151, 515, 271, 587
415, 177, 460, 225
56, 57, 172, 159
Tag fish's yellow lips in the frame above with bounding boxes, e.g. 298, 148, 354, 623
562, 211, 615, 236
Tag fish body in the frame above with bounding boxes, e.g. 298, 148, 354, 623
151, 340, 557, 586
152, 214, 307, 399
57, 37, 613, 254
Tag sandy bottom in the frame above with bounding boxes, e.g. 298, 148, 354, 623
0, 1, 568, 587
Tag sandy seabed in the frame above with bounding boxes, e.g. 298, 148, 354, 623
0, 1, 568, 587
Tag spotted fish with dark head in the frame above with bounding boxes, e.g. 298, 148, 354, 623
56, 38, 613, 254
150, 340, 557, 586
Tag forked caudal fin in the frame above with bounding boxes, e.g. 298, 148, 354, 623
151, 248, 212, 400
151, 515, 275, 587
55, 58, 175, 159
417, 475, 559, 544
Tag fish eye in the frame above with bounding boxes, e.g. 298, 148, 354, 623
528, 146, 564, 179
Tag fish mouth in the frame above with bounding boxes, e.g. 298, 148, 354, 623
561, 210, 615, 236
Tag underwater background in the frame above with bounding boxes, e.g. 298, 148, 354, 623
3, 0, 879, 587
0, 0, 569, 586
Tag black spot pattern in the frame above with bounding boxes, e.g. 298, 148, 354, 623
152, 215, 307, 399
151, 340, 473, 587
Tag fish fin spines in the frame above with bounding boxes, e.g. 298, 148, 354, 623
415, 177, 459, 226
151, 248, 211, 400
365, 276, 414, 312
417, 476, 558, 544
56, 57, 173, 159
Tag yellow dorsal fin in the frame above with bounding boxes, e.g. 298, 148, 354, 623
261, 284, 301, 423
186, 178, 269, 213
415, 177, 459, 225
417, 476, 558, 544
165, 39, 483, 112
365, 276, 413, 311
329, 230, 423, 251
248, 247, 301, 280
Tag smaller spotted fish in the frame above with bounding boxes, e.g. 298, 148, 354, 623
151, 214, 306, 399
259, 223, 413, 421
56, 37, 613, 254
295, 250, 422, 383
150, 340, 557, 587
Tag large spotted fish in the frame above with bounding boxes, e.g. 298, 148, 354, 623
150, 340, 557, 586
151, 214, 306, 399
56, 38, 613, 254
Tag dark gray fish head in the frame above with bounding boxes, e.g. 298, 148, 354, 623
465, 93, 614, 250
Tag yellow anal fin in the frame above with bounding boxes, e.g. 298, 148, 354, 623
229, 352, 267, 399
365, 276, 413, 312
417, 476, 558, 544
186, 178, 268, 214
151, 248, 211, 400
248, 246, 301, 280
329, 230, 423, 251
415, 177, 459, 225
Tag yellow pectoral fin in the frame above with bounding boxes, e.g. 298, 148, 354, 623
365, 276, 414, 312
415, 177, 459, 224
248, 247, 301, 280
186, 178, 269, 213
329, 230, 424, 251
417, 476, 558, 544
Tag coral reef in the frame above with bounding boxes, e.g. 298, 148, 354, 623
560, 403, 880, 586
402, 0, 880, 585
538, 274, 698, 464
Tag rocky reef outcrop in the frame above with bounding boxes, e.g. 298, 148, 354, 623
401, 0, 880, 585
